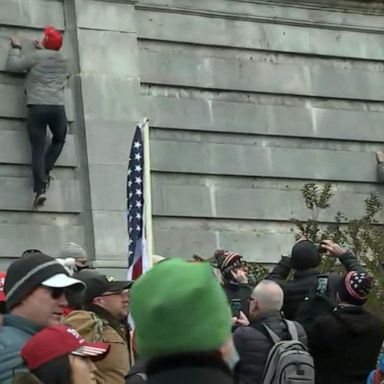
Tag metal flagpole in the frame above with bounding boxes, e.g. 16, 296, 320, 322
141, 117, 154, 269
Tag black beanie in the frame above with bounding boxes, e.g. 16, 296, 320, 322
290, 240, 321, 271
5, 252, 69, 310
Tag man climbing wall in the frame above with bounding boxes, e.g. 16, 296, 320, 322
6, 26, 68, 208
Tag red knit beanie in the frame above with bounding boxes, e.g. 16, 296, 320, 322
215, 250, 243, 274
42, 26, 63, 50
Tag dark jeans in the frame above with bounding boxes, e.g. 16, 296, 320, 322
26, 105, 67, 193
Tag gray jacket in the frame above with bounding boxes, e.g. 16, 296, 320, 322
6, 47, 67, 106
0, 314, 42, 384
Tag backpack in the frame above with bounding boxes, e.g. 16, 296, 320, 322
260, 320, 315, 384
294, 274, 338, 335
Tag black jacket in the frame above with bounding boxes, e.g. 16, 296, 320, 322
222, 281, 252, 317
145, 353, 234, 384
309, 306, 384, 384
268, 252, 365, 320
233, 311, 307, 384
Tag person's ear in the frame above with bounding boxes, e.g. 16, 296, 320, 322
250, 299, 259, 313
92, 297, 102, 306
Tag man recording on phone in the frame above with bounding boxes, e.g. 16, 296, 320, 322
214, 250, 252, 318
233, 280, 307, 384
268, 238, 366, 332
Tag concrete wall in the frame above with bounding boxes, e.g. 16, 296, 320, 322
0, 0, 383, 273
141, 0, 384, 263
0, 0, 84, 271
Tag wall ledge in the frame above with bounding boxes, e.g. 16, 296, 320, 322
136, 0, 384, 32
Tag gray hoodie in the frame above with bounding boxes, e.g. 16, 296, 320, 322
6, 47, 67, 106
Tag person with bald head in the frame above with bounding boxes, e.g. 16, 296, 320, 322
233, 280, 307, 384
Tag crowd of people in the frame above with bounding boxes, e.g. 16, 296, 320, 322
0, 239, 383, 384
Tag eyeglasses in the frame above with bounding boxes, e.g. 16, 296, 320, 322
44, 287, 65, 299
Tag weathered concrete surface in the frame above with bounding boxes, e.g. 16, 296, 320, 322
0, 0, 384, 271
67, 0, 142, 266
0, 0, 84, 265
139, 0, 384, 261
144, 95, 384, 142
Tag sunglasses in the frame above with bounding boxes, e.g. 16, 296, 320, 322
44, 287, 66, 299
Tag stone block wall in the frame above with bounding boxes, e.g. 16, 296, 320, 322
0, 0, 383, 274
140, 0, 384, 262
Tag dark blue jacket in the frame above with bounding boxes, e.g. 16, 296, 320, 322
0, 314, 42, 384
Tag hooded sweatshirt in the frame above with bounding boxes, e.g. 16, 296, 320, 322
309, 306, 384, 384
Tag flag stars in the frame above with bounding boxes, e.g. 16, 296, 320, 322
128, 126, 144, 275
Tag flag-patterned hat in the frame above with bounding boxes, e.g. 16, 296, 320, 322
338, 271, 373, 306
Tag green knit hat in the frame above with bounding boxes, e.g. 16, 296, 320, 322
131, 259, 232, 359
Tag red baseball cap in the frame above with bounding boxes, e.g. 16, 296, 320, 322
21, 325, 110, 370
42, 26, 63, 50
0, 272, 5, 302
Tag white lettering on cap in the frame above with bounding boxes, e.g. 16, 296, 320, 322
66, 327, 85, 344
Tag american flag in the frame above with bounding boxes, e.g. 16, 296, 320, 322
127, 125, 146, 280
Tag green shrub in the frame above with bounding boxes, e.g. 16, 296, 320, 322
295, 183, 384, 319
